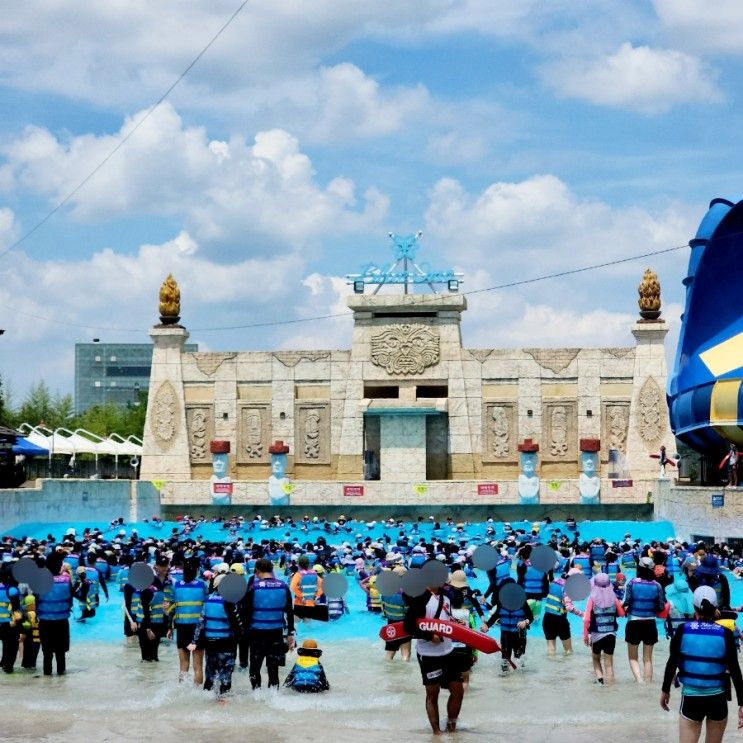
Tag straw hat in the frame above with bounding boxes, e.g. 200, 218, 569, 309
448, 570, 469, 589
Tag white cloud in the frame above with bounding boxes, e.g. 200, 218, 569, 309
542, 43, 721, 114
1, 103, 389, 249
654, 0, 743, 54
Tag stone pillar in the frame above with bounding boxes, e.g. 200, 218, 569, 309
140, 325, 191, 480
625, 320, 670, 478
380, 415, 426, 481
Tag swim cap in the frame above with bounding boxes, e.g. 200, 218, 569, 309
301, 639, 318, 650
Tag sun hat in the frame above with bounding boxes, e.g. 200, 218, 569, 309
448, 570, 469, 589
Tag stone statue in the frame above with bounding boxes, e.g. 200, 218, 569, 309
209, 440, 232, 505
190, 409, 208, 461
578, 438, 600, 504
159, 273, 181, 325
304, 409, 321, 459
638, 268, 661, 320
268, 440, 293, 506
491, 406, 509, 458
370, 324, 440, 375
517, 439, 540, 505
245, 411, 263, 458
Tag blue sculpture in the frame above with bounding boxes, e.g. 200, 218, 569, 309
517, 439, 540, 505
268, 440, 292, 506
668, 197, 743, 453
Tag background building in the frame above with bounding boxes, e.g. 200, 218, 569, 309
75, 341, 197, 413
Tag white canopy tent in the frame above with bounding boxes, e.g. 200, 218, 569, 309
18, 423, 143, 476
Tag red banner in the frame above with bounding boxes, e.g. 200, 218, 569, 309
477, 483, 499, 495
213, 482, 234, 494
611, 479, 633, 488
343, 485, 364, 497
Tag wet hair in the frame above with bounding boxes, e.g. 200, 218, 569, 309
255, 558, 273, 574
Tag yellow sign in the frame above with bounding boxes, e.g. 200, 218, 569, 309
151, 480, 166, 492
282, 483, 296, 495
413, 484, 428, 495
548, 480, 562, 491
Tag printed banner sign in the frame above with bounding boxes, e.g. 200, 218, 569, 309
477, 483, 499, 495
711, 493, 724, 508
611, 479, 634, 488
343, 485, 364, 497
213, 482, 234, 494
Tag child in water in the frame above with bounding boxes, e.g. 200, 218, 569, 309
284, 639, 330, 693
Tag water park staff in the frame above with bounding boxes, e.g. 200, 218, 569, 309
290, 555, 323, 619
661, 586, 743, 743
36, 553, 73, 676
403, 584, 464, 736
242, 558, 295, 690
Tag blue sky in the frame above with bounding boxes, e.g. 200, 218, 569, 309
0, 0, 740, 403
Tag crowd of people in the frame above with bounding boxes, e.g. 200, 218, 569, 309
1, 513, 743, 739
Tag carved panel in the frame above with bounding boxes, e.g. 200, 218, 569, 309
237, 403, 270, 464
273, 351, 330, 367
636, 376, 667, 447
602, 347, 634, 360
542, 401, 577, 461
482, 402, 517, 463
295, 403, 330, 464
524, 348, 579, 374
370, 324, 440, 375
602, 401, 630, 455
186, 405, 214, 463
469, 349, 493, 364
192, 352, 236, 377
150, 381, 179, 452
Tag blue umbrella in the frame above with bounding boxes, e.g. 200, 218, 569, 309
12, 437, 49, 457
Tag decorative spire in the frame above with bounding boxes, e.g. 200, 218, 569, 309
638, 268, 661, 320
158, 274, 181, 325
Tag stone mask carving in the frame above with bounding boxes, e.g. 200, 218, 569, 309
370, 324, 440, 375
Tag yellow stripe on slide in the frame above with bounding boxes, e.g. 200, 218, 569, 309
700, 332, 743, 376
710, 379, 743, 445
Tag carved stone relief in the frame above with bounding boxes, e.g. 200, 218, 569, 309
602, 401, 630, 455
468, 349, 493, 364
524, 348, 579, 374
636, 376, 666, 446
542, 401, 577, 461
602, 347, 635, 360
482, 402, 517, 462
273, 351, 330, 368
295, 403, 330, 464
150, 381, 179, 451
370, 324, 440, 375
236, 404, 270, 464
192, 352, 236, 377
186, 405, 214, 463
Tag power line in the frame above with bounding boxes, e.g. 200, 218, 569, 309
0, 0, 251, 262
0, 242, 689, 334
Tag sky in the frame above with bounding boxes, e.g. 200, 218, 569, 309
0, 0, 741, 405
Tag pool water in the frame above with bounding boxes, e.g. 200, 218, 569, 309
2, 518, 741, 742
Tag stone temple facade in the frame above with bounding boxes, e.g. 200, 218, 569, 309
141, 289, 671, 506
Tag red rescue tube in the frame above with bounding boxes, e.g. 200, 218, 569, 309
380, 618, 501, 655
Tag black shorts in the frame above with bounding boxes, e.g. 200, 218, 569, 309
417, 652, 463, 688
680, 693, 728, 723
450, 646, 475, 674
625, 619, 658, 646
385, 636, 410, 652
175, 623, 200, 650
542, 612, 571, 641
591, 635, 616, 655
500, 630, 527, 658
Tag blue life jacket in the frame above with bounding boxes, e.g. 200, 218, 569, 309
495, 558, 512, 583
499, 605, 526, 633
251, 578, 287, 631
521, 564, 546, 598
667, 607, 692, 637
666, 555, 680, 576
37, 577, 72, 621
627, 579, 662, 618
328, 598, 345, 621
381, 592, 406, 622
589, 604, 618, 635
95, 558, 109, 580
0, 583, 13, 623
299, 571, 318, 602
66, 553, 80, 571
135, 585, 164, 623
543, 581, 566, 616
620, 552, 636, 569
678, 622, 727, 693
247, 559, 257, 574
590, 545, 606, 565
288, 659, 324, 691
84, 566, 100, 605
204, 595, 234, 640
572, 555, 592, 578
556, 556, 569, 574
130, 590, 142, 619
173, 580, 206, 624
603, 562, 619, 579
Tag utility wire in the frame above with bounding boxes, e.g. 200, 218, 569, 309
0, 0, 251, 262
0, 242, 690, 334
